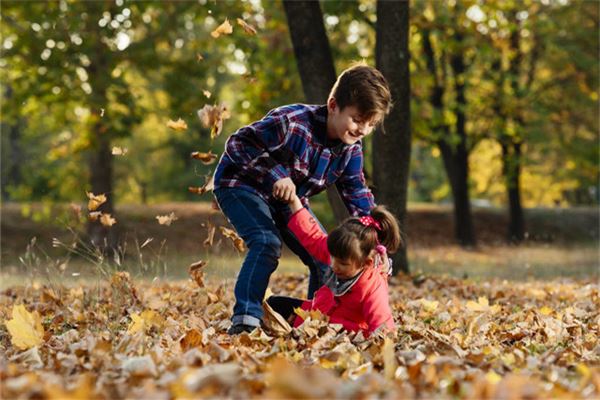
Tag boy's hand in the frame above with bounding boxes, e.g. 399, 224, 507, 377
273, 177, 296, 203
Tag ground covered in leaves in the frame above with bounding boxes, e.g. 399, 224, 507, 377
1, 272, 598, 399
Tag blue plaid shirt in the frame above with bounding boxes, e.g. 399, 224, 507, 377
213, 104, 375, 216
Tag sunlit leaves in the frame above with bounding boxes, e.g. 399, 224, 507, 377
166, 118, 188, 131
4, 305, 44, 350
99, 213, 117, 227
219, 226, 245, 252
111, 146, 128, 156
211, 19, 233, 38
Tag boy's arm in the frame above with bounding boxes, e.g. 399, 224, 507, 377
335, 144, 375, 216
287, 205, 331, 265
225, 113, 293, 190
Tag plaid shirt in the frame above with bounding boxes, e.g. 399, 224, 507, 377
213, 104, 375, 216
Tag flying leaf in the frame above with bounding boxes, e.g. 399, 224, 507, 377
219, 226, 246, 252
100, 213, 117, 227
86, 191, 106, 211
237, 18, 257, 35
188, 174, 214, 195
88, 211, 102, 222
191, 150, 218, 165
189, 260, 208, 288
167, 118, 188, 131
211, 18, 233, 38
112, 146, 128, 156
203, 222, 216, 247
197, 104, 231, 139
156, 212, 178, 226
203, 90, 211, 98
5, 304, 45, 350
196, 53, 204, 62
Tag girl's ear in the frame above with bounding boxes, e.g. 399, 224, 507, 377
363, 255, 374, 268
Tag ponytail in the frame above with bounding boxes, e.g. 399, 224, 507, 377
370, 205, 401, 253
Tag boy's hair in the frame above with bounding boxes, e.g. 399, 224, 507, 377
329, 62, 392, 123
327, 205, 401, 265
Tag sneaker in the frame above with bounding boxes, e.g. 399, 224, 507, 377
227, 323, 256, 335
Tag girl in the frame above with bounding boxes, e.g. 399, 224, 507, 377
267, 194, 401, 336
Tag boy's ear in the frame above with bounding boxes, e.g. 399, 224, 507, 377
327, 97, 337, 112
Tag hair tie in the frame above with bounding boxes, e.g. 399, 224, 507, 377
359, 215, 382, 231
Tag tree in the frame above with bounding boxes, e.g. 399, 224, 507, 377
373, 0, 412, 273
282, 0, 349, 223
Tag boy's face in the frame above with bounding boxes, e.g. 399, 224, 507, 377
327, 97, 378, 145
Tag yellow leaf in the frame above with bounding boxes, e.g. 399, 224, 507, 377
211, 18, 233, 38
539, 306, 553, 316
156, 212, 178, 226
236, 18, 257, 35
485, 371, 502, 385
383, 337, 398, 381
127, 310, 163, 335
202, 90, 211, 98
420, 299, 439, 313
167, 118, 188, 131
5, 304, 45, 350
86, 191, 106, 211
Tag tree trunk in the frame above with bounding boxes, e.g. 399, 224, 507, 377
282, 0, 348, 223
447, 31, 476, 247
374, 0, 411, 274
2, 86, 24, 200
422, 28, 476, 247
501, 141, 525, 242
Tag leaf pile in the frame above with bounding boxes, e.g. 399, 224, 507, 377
1, 274, 598, 399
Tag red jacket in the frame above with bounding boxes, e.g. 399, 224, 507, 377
287, 208, 395, 335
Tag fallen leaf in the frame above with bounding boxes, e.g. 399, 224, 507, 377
180, 329, 203, 352
211, 18, 233, 38
237, 18, 257, 35
167, 118, 188, 131
156, 212, 178, 226
191, 150, 218, 165
127, 310, 164, 335
86, 191, 106, 211
5, 304, 45, 350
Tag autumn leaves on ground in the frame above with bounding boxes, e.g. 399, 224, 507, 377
1, 267, 598, 399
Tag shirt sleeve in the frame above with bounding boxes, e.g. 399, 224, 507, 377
287, 208, 331, 265
223, 113, 291, 189
335, 144, 376, 216
362, 276, 395, 334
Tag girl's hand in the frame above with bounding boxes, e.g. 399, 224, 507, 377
289, 194, 303, 213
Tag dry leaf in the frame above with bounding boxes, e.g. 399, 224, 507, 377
189, 260, 208, 287
197, 104, 231, 139
112, 146, 128, 156
196, 53, 204, 62
167, 118, 188, 131
5, 304, 45, 350
180, 329, 203, 352
237, 18, 257, 35
86, 191, 106, 211
156, 212, 178, 226
211, 18, 233, 38
203, 90, 211, 98
203, 222, 216, 247
127, 310, 164, 335
191, 150, 218, 165
262, 300, 292, 336
100, 213, 117, 227
88, 211, 102, 221
188, 174, 215, 196
219, 226, 245, 252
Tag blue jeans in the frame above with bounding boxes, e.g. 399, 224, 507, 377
214, 187, 331, 327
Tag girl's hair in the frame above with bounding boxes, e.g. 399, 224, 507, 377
327, 205, 401, 264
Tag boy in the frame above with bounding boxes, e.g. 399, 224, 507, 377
212, 63, 392, 334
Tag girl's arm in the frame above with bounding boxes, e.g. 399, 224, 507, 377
287, 195, 331, 265
362, 277, 395, 334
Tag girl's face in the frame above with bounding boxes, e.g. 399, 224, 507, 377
331, 257, 364, 279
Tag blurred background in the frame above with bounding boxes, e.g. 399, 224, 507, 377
1, 0, 598, 285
